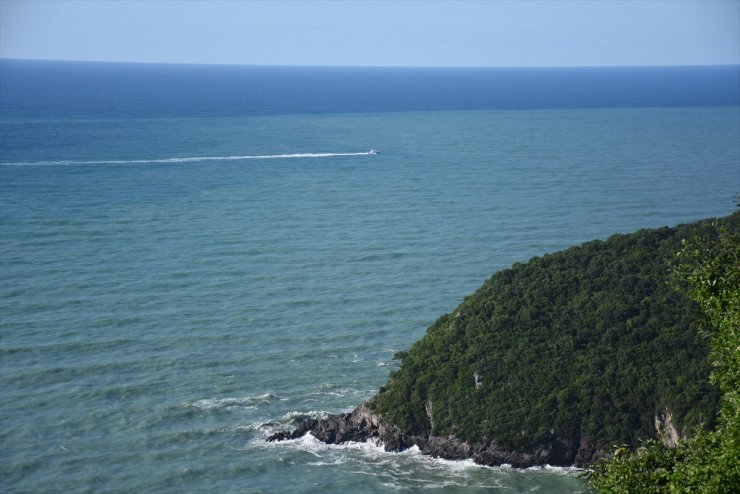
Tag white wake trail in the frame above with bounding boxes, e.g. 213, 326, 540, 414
1, 151, 377, 167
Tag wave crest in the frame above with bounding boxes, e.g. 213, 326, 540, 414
189, 393, 280, 410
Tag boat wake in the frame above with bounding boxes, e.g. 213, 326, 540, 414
1, 151, 378, 167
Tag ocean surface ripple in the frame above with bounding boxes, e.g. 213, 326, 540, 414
1, 63, 739, 493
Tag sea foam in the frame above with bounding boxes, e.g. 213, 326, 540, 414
190, 393, 280, 410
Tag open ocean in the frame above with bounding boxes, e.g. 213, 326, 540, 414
1, 60, 739, 493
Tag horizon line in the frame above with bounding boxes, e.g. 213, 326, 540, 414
2, 57, 739, 71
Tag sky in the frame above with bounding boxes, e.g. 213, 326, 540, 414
0, 0, 738, 67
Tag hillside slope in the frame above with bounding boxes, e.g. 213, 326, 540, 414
270, 212, 738, 466
368, 213, 738, 463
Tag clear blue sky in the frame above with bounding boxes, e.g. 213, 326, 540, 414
1, 0, 738, 67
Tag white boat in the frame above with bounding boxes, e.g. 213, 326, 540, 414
368, 148, 379, 155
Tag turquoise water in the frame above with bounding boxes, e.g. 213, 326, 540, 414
1, 62, 740, 493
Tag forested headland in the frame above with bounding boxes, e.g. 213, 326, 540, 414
271, 211, 739, 473
369, 212, 738, 462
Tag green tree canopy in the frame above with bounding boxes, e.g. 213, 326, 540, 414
588, 217, 739, 493
371, 213, 739, 463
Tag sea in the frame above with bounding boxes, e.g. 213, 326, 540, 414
1, 59, 739, 493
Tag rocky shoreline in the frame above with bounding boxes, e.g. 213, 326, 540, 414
267, 404, 604, 468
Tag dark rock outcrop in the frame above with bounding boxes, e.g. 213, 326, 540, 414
267, 405, 413, 452
267, 403, 604, 467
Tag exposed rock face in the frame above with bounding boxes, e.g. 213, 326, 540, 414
267, 404, 605, 468
267, 405, 413, 452
655, 407, 681, 448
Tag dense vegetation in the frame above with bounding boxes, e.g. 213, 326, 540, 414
370, 212, 739, 455
588, 218, 739, 492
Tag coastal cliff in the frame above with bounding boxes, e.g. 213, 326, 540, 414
269, 212, 739, 467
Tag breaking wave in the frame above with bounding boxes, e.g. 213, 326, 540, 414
189, 393, 281, 410
256, 432, 583, 490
